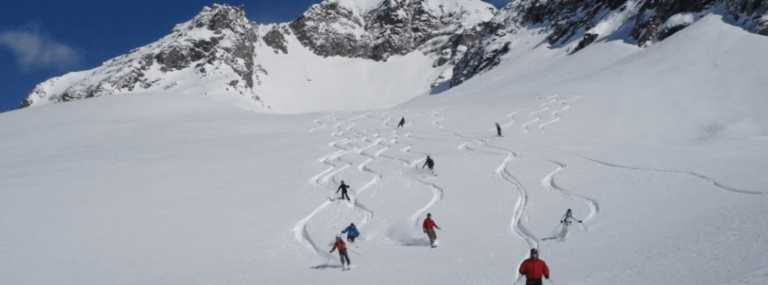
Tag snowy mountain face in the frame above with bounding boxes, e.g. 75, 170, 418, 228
288, 0, 495, 62
19, 1, 495, 112
450, 0, 768, 86
17, 0, 768, 111
20, 5, 266, 110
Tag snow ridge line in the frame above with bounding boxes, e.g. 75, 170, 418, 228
571, 153, 767, 196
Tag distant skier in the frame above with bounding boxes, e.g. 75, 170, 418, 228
337, 181, 351, 201
422, 213, 441, 248
496, 122, 502, 137
330, 235, 351, 270
559, 209, 582, 240
341, 223, 360, 243
398, 117, 405, 128
518, 248, 550, 285
422, 156, 435, 175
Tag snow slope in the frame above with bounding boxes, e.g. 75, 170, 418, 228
2, 14, 768, 285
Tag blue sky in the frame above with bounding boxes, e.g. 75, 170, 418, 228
0, 0, 511, 113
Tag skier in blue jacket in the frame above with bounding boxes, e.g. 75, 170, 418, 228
342, 223, 360, 242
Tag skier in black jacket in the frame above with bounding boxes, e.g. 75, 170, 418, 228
337, 181, 351, 201
422, 156, 435, 175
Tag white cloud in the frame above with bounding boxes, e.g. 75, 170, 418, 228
0, 28, 80, 72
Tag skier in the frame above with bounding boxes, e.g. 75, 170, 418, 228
422, 156, 435, 175
397, 117, 405, 128
341, 223, 360, 242
518, 248, 550, 285
336, 181, 351, 201
422, 213, 441, 248
558, 209, 582, 240
496, 122, 502, 137
330, 235, 351, 270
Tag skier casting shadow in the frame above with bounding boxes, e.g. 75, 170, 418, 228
558, 209, 582, 240
397, 117, 405, 128
422, 156, 435, 175
330, 235, 352, 271
422, 213, 441, 248
496, 122, 502, 137
342, 223, 360, 243
337, 181, 351, 202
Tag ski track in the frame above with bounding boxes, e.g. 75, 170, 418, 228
297, 110, 450, 258
569, 153, 766, 196
540, 159, 600, 223
449, 131, 539, 249
449, 122, 602, 258
296, 114, 383, 259
521, 107, 547, 134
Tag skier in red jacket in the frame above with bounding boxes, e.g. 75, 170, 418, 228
330, 235, 351, 270
422, 213, 441, 248
518, 248, 550, 285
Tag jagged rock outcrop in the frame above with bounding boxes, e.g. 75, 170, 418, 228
19, 0, 768, 109
288, 0, 495, 63
451, 0, 768, 87
21, 4, 264, 108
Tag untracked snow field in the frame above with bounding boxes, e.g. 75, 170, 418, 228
1, 15, 768, 285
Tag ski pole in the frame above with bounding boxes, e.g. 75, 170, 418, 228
514, 274, 523, 285
580, 222, 589, 232
550, 223, 561, 237
348, 249, 363, 256
547, 277, 558, 285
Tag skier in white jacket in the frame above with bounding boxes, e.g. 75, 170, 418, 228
558, 209, 582, 240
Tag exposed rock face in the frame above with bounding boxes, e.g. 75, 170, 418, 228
263, 25, 290, 54
288, 0, 495, 63
21, 4, 263, 108
450, 0, 768, 87
19, 0, 768, 109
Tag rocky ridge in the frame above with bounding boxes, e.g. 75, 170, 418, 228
19, 0, 768, 110
21, 5, 269, 109
450, 0, 768, 87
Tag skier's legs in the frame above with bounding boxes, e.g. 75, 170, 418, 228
559, 223, 569, 238
339, 250, 350, 265
525, 278, 543, 285
348, 236, 356, 242
426, 229, 436, 246
342, 191, 350, 201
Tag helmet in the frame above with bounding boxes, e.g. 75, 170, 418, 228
531, 248, 538, 255
336, 234, 342, 238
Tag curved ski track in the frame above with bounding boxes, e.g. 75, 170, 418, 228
295, 110, 448, 259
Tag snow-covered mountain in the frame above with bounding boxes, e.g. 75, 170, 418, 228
451, 0, 768, 86
18, 0, 768, 113
18, 0, 495, 113
3, 1, 768, 285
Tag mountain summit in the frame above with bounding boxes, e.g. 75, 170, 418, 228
19, 0, 767, 112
